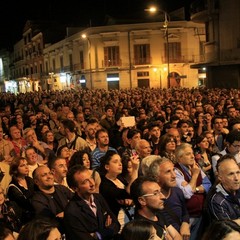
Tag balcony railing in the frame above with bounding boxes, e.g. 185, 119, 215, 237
133, 57, 152, 65
102, 59, 122, 68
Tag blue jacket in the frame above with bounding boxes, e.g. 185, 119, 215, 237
208, 183, 240, 220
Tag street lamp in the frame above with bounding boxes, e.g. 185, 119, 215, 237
145, 6, 171, 88
81, 34, 92, 89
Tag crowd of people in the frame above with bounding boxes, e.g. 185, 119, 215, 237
0, 86, 240, 240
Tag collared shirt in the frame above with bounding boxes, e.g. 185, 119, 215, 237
175, 163, 212, 199
84, 194, 97, 216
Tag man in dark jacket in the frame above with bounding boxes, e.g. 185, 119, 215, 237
32, 165, 74, 233
64, 165, 120, 240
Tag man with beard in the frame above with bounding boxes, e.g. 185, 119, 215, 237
149, 158, 190, 239
48, 157, 69, 188
91, 128, 117, 170
208, 154, 240, 224
84, 122, 97, 152
130, 176, 182, 239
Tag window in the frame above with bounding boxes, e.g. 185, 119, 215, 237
104, 46, 120, 67
52, 59, 56, 72
165, 42, 181, 63
60, 56, 64, 71
45, 62, 49, 74
134, 44, 150, 65
79, 51, 84, 69
69, 54, 73, 67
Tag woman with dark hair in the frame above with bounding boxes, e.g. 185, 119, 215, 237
159, 134, 177, 164
193, 135, 214, 183
56, 145, 75, 166
0, 185, 22, 234
7, 156, 35, 223
99, 150, 139, 230
68, 150, 101, 193
121, 219, 161, 240
202, 220, 240, 240
17, 217, 62, 240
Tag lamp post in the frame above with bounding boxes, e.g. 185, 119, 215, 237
163, 12, 170, 88
145, 6, 170, 88
82, 34, 92, 89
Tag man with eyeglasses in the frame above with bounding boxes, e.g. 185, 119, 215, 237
212, 129, 240, 175
130, 176, 182, 240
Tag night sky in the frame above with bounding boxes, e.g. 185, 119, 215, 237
0, 0, 192, 50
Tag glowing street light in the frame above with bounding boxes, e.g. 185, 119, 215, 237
145, 6, 171, 88
81, 34, 92, 89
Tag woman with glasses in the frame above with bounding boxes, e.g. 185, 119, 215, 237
159, 134, 177, 164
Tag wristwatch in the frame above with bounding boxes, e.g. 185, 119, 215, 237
196, 187, 200, 193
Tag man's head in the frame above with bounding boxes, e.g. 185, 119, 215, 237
23, 128, 37, 144
135, 139, 151, 159
48, 157, 68, 181
9, 125, 21, 141
85, 123, 97, 140
25, 147, 38, 165
148, 158, 176, 189
167, 128, 181, 146
226, 129, 240, 155
96, 128, 109, 148
126, 129, 142, 149
33, 166, 54, 191
216, 154, 240, 193
177, 120, 189, 137
67, 165, 95, 199
175, 143, 195, 167
212, 116, 223, 133
61, 119, 76, 134
130, 176, 165, 212
147, 122, 161, 141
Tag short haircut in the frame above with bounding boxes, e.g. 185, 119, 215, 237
216, 154, 238, 172
95, 128, 108, 140
127, 129, 141, 139
141, 155, 161, 176
61, 119, 75, 132
66, 165, 88, 189
175, 143, 192, 160
147, 121, 160, 131
47, 156, 65, 170
226, 129, 240, 144
148, 157, 173, 179
130, 176, 157, 210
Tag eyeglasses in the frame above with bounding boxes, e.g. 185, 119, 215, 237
141, 190, 162, 198
231, 144, 240, 148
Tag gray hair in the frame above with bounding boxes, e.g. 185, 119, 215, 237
148, 157, 173, 178
141, 155, 161, 176
175, 143, 192, 160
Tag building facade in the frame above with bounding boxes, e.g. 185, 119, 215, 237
190, 0, 240, 88
9, 20, 205, 92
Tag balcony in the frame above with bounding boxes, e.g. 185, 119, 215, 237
102, 59, 122, 68
133, 57, 152, 66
